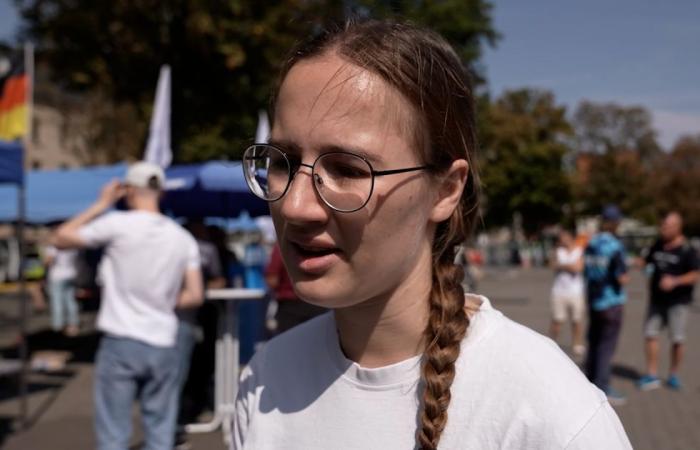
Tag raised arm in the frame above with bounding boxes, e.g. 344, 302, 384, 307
52, 180, 125, 249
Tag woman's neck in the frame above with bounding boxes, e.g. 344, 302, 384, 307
333, 258, 432, 369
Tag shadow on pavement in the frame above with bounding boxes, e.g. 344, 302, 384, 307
1, 329, 100, 363
612, 363, 641, 381
0, 328, 101, 431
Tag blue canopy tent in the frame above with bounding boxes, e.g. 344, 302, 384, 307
0, 161, 267, 223
0, 141, 24, 186
0, 162, 127, 223
162, 161, 268, 219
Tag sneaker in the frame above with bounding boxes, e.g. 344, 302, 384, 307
666, 374, 682, 391
605, 388, 627, 406
637, 374, 661, 391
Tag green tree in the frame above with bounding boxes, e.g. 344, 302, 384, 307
653, 135, 700, 235
13, 0, 498, 163
572, 101, 661, 161
573, 150, 657, 224
480, 88, 573, 234
571, 101, 662, 222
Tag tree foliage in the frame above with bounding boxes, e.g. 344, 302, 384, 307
573, 150, 657, 224
653, 135, 700, 235
573, 101, 661, 162
571, 101, 663, 223
480, 88, 572, 234
13, 0, 498, 163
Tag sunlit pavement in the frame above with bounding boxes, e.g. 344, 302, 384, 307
479, 267, 700, 450
1, 267, 698, 449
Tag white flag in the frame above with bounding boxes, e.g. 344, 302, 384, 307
255, 110, 270, 144
144, 65, 172, 168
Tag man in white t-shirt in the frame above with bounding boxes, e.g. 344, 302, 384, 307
52, 162, 203, 450
550, 229, 586, 356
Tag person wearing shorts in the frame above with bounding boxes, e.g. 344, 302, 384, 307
550, 230, 586, 356
638, 212, 699, 391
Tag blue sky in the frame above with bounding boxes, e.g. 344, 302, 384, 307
2, 1, 698, 149
483, 0, 700, 149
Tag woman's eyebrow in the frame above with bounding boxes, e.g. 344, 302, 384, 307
319, 144, 381, 164
267, 138, 300, 152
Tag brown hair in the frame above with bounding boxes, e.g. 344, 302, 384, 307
274, 19, 480, 449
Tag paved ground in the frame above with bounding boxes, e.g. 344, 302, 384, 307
0, 268, 698, 449
481, 268, 700, 450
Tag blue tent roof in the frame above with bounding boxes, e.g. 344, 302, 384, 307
0, 141, 24, 185
161, 161, 268, 219
0, 161, 268, 223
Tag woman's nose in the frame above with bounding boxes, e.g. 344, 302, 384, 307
278, 166, 329, 225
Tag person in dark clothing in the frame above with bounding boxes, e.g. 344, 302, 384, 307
175, 220, 226, 450
265, 244, 326, 335
584, 205, 630, 405
637, 212, 700, 391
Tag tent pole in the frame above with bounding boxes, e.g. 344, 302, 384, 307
17, 184, 28, 428
17, 40, 34, 429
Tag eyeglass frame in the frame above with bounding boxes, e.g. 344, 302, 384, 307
243, 143, 434, 213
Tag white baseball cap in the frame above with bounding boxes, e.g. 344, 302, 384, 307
124, 161, 165, 190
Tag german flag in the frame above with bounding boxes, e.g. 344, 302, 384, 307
0, 53, 29, 141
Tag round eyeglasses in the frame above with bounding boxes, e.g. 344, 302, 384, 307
242, 144, 432, 213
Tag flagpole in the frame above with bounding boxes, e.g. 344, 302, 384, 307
17, 41, 34, 428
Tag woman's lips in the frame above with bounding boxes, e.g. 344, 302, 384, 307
287, 241, 341, 275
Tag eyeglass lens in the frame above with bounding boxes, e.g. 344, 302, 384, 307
243, 145, 374, 212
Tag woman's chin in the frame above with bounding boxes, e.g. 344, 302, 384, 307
292, 278, 352, 309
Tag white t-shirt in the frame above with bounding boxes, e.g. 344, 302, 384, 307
45, 245, 78, 282
233, 297, 631, 450
552, 246, 584, 298
79, 211, 200, 347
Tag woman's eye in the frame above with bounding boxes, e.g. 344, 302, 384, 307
329, 163, 369, 179
268, 157, 288, 171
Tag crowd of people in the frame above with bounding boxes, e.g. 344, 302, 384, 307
549, 206, 699, 405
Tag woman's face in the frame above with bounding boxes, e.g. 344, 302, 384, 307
269, 54, 439, 308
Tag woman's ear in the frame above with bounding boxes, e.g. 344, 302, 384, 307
429, 159, 469, 223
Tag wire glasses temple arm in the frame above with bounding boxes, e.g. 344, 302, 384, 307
372, 165, 433, 177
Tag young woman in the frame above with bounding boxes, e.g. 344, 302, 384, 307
235, 20, 631, 449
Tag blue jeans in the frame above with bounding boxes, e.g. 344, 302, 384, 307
175, 320, 197, 431
94, 335, 179, 450
585, 304, 623, 391
48, 279, 78, 330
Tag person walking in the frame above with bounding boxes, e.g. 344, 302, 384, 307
637, 211, 699, 391
43, 242, 80, 336
549, 229, 586, 356
234, 19, 631, 449
52, 162, 203, 450
584, 205, 630, 405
